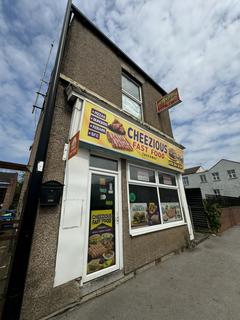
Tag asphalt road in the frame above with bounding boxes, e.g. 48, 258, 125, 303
54, 226, 240, 320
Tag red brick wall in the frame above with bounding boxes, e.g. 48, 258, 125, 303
220, 207, 240, 233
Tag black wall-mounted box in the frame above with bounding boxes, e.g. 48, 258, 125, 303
40, 181, 63, 206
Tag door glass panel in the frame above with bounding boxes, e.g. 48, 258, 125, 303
90, 155, 118, 171
87, 174, 116, 274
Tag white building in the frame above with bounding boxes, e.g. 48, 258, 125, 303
183, 159, 240, 198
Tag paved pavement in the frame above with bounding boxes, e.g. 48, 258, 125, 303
54, 226, 240, 320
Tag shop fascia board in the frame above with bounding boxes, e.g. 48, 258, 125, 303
62, 73, 185, 150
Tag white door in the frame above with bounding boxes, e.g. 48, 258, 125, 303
82, 170, 120, 282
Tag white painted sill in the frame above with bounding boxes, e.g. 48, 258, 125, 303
130, 221, 187, 237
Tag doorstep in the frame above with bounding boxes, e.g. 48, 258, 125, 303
193, 232, 210, 246
79, 270, 134, 303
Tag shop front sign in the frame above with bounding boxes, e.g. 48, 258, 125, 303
68, 131, 79, 159
156, 88, 181, 114
80, 101, 184, 172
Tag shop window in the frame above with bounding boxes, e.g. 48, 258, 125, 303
129, 185, 161, 228
182, 176, 189, 186
130, 166, 155, 183
227, 169, 237, 179
200, 174, 207, 183
90, 155, 118, 171
212, 172, 220, 181
122, 73, 143, 120
128, 164, 184, 236
159, 188, 182, 223
159, 173, 176, 186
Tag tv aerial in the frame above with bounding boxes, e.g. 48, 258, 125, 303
32, 41, 54, 114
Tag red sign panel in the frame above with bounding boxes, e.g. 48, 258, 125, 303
68, 131, 79, 160
156, 88, 181, 113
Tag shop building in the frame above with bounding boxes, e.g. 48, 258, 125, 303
11, 3, 194, 319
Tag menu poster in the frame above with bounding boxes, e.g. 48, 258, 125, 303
161, 202, 182, 223
87, 209, 115, 274
130, 203, 147, 227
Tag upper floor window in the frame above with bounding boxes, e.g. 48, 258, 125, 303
122, 73, 143, 120
212, 172, 220, 181
227, 169, 237, 179
200, 174, 207, 183
182, 176, 189, 186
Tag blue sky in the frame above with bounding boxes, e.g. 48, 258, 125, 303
0, 0, 240, 169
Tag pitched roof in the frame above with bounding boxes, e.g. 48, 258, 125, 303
184, 166, 202, 175
208, 159, 240, 171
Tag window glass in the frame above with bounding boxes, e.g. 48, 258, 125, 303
159, 188, 182, 223
130, 166, 155, 183
129, 185, 161, 228
227, 170, 237, 179
212, 172, 220, 181
200, 175, 207, 183
158, 172, 176, 186
183, 176, 189, 186
122, 74, 140, 100
122, 94, 142, 119
90, 155, 118, 171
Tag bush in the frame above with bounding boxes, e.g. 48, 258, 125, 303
203, 200, 221, 233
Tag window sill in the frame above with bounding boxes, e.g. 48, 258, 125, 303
130, 221, 186, 237
121, 106, 143, 122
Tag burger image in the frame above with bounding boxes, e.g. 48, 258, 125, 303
133, 211, 146, 225
169, 148, 177, 161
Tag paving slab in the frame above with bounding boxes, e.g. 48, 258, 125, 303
53, 226, 240, 320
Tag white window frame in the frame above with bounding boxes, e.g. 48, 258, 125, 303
212, 172, 220, 181
200, 174, 207, 183
127, 163, 186, 237
227, 169, 237, 179
122, 73, 143, 121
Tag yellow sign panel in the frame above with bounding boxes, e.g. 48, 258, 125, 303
80, 101, 184, 172
90, 210, 113, 231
